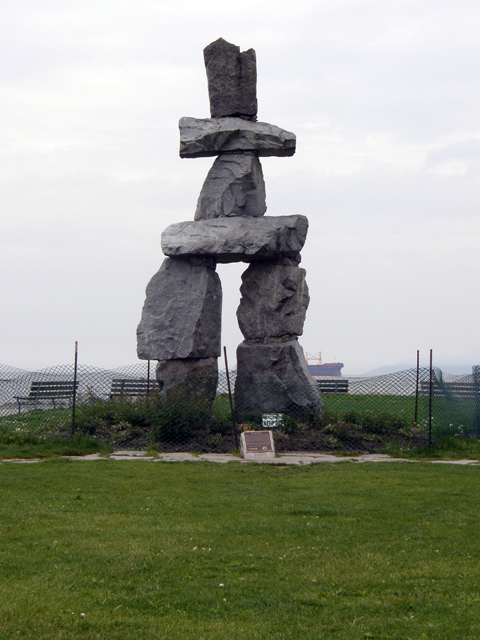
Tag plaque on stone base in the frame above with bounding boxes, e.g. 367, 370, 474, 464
240, 430, 275, 461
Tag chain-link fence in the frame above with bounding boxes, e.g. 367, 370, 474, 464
1, 362, 478, 453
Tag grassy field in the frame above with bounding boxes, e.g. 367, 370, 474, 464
322, 393, 422, 419
1, 460, 479, 639
323, 394, 477, 437
0, 408, 112, 459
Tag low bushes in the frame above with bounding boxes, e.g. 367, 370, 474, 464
0, 389, 455, 455
237, 406, 424, 452
73, 392, 232, 448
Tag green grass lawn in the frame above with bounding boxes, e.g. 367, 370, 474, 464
323, 394, 477, 437
0, 408, 112, 459
322, 393, 422, 419
388, 436, 480, 460
1, 460, 479, 639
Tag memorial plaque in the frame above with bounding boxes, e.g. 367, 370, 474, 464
244, 430, 273, 452
240, 430, 275, 460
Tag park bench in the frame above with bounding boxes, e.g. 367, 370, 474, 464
109, 378, 153, 399
316, 378, 349, 394
14, 381, 78, 414
419, 381, 477, 399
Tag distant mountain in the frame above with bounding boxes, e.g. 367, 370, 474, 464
364, 348, 480, 376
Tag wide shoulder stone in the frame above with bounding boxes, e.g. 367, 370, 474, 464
179, 117, 296, 158
161, 215, 308, 263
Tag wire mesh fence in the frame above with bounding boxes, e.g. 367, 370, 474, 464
0, 361, 478, 454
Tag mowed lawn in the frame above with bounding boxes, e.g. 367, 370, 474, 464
0, 460, 479, 639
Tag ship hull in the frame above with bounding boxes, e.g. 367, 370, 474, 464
308, 363, 344, 377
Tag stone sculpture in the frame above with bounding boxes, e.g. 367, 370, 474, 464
137, 37, 321, 417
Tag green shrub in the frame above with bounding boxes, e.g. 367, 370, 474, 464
340, 409, 412, 434
324, 420, 360, 441
277, 414, 298, 435
209, 396, 232, 435
150, 392, 210, 442
73, 391, 222, 445
205, 433, 224, 449
0, 425, 43, 446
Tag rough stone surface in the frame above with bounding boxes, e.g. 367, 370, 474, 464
234, 339, 322, 419
161, 215, 308, 263
136, 257, 222, 361
237, 262, 309, 341
179, 117, 296, 158
156, 357, 218, 403
203, 38, 257, 119
195, 153, 266, 220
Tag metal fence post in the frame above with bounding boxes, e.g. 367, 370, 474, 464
414, 349, 419, 423
428, 348, 433, 446
71, 341, 78, 438
474, 365, 480, 436
223, 346, 238, 450
147, 359, 151, 404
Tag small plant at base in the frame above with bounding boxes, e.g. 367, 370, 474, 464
206, 433, 223, 450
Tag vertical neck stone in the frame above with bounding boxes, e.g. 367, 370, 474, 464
203, 37, 257, 120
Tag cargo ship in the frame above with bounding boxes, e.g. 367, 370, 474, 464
305, 352, 344, 377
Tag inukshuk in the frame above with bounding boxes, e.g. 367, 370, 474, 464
137, 38, 321, 417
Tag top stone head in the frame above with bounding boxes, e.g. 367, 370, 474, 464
203, 38, 257, 120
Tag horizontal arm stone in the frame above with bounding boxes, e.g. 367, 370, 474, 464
161, 215, 308, 263
179, 117, 296, 158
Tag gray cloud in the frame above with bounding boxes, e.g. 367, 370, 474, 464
1, 0, 479, 372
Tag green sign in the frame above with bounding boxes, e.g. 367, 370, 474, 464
262, 413, 284, 428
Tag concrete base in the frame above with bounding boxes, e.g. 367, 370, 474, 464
240, 430, 275, 461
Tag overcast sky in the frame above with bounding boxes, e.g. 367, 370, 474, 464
1, 0, 479, 374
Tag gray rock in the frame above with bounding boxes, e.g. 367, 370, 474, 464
237, 262, 309, 341
179, 117, 296, 158
156, 357, 218, 403
137, 257, 222, 361
203, 38, 257, 119
195, 153, 266, 220
234, 339, 322, 420
161, 215, 308, 263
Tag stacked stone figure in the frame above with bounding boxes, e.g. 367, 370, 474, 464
137, 38, 320, 417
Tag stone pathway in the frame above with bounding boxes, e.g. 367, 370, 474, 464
1, 451, 479, 465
